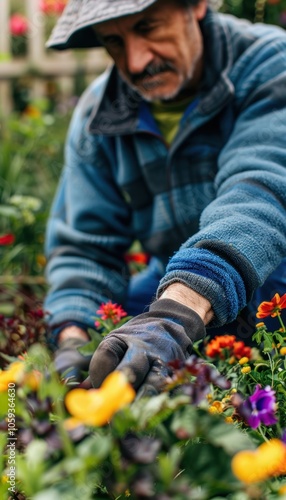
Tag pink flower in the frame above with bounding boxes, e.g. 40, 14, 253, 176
9, 14, 28, 37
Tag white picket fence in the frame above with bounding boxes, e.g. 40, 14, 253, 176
0, 0, 108, 115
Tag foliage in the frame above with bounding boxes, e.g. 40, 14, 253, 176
219, 0, 286, 28
0, 296, 286, 499
0, 104, 70, 278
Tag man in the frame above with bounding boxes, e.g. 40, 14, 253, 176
45, 0, 286, 390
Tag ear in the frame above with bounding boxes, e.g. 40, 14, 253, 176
193, 0, 208, 21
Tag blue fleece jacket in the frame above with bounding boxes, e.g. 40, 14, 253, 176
45, 9, 286, 331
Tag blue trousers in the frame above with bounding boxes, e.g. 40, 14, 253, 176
126, 257, 286, 344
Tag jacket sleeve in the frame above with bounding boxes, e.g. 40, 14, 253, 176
157, 34, 286, 327
44, 81, 133, 329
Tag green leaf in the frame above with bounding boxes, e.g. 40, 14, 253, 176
33, 491, 62, 500
273, 333, 285, 345
262, 335, 273, 353
171, 405, 198, 439
78, 336, 102, 356
207, 420, 255, 454
77, 432, 112, 464
157, 444, 181, 487
182, 442, 238, 492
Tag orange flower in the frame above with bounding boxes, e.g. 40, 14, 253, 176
256, 293, 286, 318
205, 335, 251, 360
65, 371, 135, 427
39, 0, 67, 14
232, 439, 286, 484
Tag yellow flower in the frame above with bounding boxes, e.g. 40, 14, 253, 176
0, 362, 23, 391
225, 416, 234, 424
241, 366, 251, 374
280, 347, 286, 356
65, 371, 135, 427
256, 322, 265, 329
36, 254, 47, 267
232, 439, 286, 484
222, 396, 231, 404
0, 361, 42, 391
208, 401, 223, 414
279, 484, 286, 495
238, 357, 249, 365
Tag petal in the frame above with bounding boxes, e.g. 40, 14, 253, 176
279, 293, 286, 310
257, 439, 286, 477
259, 412, 278, 426
247, 414, 260, 429
231, 450, 265, 483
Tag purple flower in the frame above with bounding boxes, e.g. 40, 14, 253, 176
240, 385, 277, 429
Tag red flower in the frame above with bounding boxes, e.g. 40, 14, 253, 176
256, 293, 286, 318
124, 252, 150, 265
0, 233, 15, 246
96, 302, 127, 325
9, 14, 28, 36
205, 335, 251, 360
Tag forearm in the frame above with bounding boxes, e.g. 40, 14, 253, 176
160, 283, 214, 325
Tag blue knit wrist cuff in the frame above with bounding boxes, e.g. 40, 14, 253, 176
157, 248, 246, 327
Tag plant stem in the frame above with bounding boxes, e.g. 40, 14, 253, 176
277, 314, 286, 333
54, 397, 75, 458
258, 424, 269, 442
266, 352, 274, 387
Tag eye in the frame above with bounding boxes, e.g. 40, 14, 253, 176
135, 19, 156, 34
100, 35, 124, 49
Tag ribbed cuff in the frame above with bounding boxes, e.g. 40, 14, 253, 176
157, 248, 247, 327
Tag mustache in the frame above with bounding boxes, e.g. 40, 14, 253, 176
130, 61, 175, 85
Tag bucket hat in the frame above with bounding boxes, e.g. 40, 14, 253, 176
46, 0, 158, 50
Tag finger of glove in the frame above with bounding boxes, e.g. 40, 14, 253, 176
142, 359, 173, 392
79, 376, 93, 389
116, 346, 151, 390
89, 336, 127, 388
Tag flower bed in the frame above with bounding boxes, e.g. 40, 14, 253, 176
0, 294, 286, 499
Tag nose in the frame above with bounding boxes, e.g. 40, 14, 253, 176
125, 36, 153, 76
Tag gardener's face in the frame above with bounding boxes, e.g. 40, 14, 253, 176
94, 0, 207, 101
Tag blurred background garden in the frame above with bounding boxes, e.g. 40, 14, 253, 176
0, 0, 285, 319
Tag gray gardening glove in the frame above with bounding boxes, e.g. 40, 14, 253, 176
89, 298, 206, 392
54, 337, 92, 383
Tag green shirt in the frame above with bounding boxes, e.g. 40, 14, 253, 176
151, 96, 194, 145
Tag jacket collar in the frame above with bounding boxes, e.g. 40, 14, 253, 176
88, 8, 234, 136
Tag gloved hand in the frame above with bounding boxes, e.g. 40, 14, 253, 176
54, 337, 92, 384
89, 298, 206, 392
